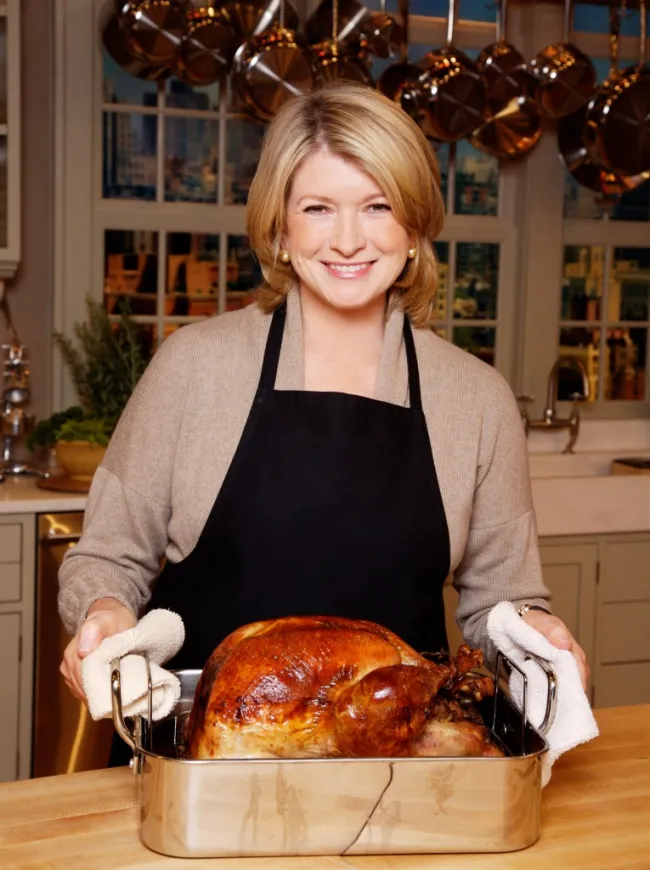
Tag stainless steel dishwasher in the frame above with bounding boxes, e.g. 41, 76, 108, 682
33, 512, 114, 777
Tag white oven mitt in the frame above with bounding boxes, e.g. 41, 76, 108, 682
81, 609, 185, 722
487, 600, 599, 787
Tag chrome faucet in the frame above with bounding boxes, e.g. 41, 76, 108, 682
518, 357, 590, 454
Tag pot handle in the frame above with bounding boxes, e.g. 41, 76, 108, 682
110, 652, 153, 758
493, 650, 558, 752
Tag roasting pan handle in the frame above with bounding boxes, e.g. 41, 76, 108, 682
110, 651, 153, 762
493, 651, 558, 753
524, 653, 558, 735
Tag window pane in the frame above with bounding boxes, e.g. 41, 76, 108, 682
226, 235, 262, 309
408, 0, 496, 20
454, 140, 498, 216
610, 248, 650, 322
164, 117, 218, 203
562, 245, 605, 321
454, 243, 499, 320
104, 231, 159, 316
453, 327, 496, 366
167, 233, 220, 317
165, 77, 220, 111
102, 52, 158, 107
103, 112, 157, 200
605, 327, 647, 401
224, 116, 266, 205
433, 143, 449, 209
433, 241, 449, 320
564, 172, 650, 222
559, 327, 601, 401
574, 4, 650, 35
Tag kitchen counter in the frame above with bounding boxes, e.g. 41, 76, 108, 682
0, 705, 648, 869
0, 474, 86, 513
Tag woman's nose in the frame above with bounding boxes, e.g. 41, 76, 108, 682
330, 211, 365, 257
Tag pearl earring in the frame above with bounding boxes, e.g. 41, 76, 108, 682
407, 247, 416, 260
280, 250, 290, 263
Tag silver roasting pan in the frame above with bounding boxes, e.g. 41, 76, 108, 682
111, 652, 557, 859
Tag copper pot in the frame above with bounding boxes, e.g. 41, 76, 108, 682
414, 0, 487, 143
178, 3, 237, 84
225, 0, 299, 41
345, 0, 404, 62
312, 39, 373, 84
102, 3, 169, 79
116, 1, 187, 66
559, 9, 649, 200
470, 0, 541, 160
305, 0, 370, 48
233, 23, 316, 123
528, 0, 596, 120
583, 0, 650, 177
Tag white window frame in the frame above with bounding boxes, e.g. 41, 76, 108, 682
54, 1, 529, 408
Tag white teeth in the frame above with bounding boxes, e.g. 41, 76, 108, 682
326, 263, 370, 273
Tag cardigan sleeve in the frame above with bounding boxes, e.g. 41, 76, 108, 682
451, 375, 551, 658
57, 329, 191, 635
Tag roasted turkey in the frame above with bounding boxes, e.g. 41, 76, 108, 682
185, 615, 502, 760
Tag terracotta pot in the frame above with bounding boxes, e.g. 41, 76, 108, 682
54, 441, 107, 482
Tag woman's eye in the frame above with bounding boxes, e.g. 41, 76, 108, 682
368, 203, 391, 214
303, 205, 329, 214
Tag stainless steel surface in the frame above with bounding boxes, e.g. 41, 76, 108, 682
33, 513, 115, 777
519, 357, 590, 454
113, 661, 555, 858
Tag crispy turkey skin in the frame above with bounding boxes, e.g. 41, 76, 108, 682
185, 615, 502, 760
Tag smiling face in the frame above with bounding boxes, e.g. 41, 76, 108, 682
282, 148, 413, 314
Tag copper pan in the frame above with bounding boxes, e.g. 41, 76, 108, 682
312, 0, 373, 85
529, 0, 596, 119
558, 10, 649, 200
177, 3, 237, 85
414, 0, 487, 142
102, 3, 170, 80
232, 0, 316, 123
346, 0, 405, 62
470, 0, 541, 160
476, 0, 538, 114
225, 0, 299, 41
305, 0, 370, 48
583, 0, 650, 176
115, 1, 186, 66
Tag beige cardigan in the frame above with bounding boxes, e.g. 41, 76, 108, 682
58, 289, 550, 653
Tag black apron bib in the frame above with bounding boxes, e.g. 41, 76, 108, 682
149, 303, 451, 668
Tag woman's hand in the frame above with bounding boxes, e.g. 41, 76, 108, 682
60, 597, 137, 702
521, 609, 590, 692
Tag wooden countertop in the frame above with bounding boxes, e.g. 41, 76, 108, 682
1, 705, 648, 870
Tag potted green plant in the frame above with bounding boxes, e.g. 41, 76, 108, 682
27, 296, 149, 481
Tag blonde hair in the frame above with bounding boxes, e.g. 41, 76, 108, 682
246, 82, 445, 328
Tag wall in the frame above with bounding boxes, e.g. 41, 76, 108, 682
6, 0, 54, 427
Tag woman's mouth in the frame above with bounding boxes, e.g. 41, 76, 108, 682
322, 261, 375, 279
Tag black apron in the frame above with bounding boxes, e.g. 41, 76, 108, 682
109, 303, 451, 764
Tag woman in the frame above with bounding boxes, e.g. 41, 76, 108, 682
60, 83, 588, 710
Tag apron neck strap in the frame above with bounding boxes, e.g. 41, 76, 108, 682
402, 316, 422, 411
258, 302, 287, 392
258, 300, 423, 410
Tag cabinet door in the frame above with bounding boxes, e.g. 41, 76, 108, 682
596, 536, 650, 708
0, 613, 20, 782
538, 543, 598, 695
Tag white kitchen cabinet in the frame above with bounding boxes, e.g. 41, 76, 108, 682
0, 514, 34, 781
540, 534, 650, 709
0, 0, 20, 277
538, 541, 598, 698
